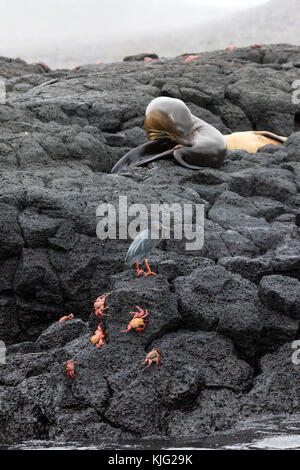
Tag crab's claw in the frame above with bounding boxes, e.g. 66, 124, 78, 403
120, 326, 131, 333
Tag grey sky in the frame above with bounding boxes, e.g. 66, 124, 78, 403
0, 0, 270, 43
184, 0, 268, 7
0, 0, 294, 69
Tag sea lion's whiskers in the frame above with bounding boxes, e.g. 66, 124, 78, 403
148, 129, 172, 141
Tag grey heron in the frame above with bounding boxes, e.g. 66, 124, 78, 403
125, 221, 166, 276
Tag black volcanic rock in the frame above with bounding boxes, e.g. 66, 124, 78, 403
174, 265, 261, 362
242, 342, 300, 415
259, 275, 300, 319
35, 319, 90, 351
0, 45, 300, 444
123, 53, 159, 61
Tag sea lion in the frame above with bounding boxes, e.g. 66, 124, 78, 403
111, 97, 227, 173
111, 97, 287, 173
224, 131, 287, 153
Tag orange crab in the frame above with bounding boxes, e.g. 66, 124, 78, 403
65, 360, 77, 379
94, 293, 111, 318
226, 45, 237, 51
59, 313, 74, 323
121, 306, 149, 336
141, 349, 162, 371
34, 61, 51, 72
91, 321, 108, 349
184, 54, 202, 63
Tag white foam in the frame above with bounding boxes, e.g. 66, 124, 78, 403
225, 434, 300, 450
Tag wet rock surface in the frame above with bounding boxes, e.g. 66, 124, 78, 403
0, 44, 300, 443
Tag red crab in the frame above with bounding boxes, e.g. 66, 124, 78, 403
251, 44, 262, 49
226, 45, 237, 51
91, 321, 108, 349
184, 55, 202, 63
34, 61, 51, 72
141, 349, 162, 371
59, 313, 74, 323
121, 306, 149, 336
65, 360, 77, 379
94, 293, 111, 318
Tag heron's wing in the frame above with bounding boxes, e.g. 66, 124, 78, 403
125, 229, 159, 266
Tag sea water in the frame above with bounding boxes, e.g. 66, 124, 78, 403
2, 418, 300, 450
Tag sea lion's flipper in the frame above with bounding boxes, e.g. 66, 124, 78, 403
111, 140, 176, 173
252, 131, 287, 144
224, 131, 287, 153
173, 149, 206, 169
173, 146, 226, 169
173, 128, 227, 170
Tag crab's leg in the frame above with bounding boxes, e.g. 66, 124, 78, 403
142, 360, 152, 371
130, 306, 144, 316
138, 323, 147, 335
130, 307, 147, 318
141, 310, 149, 319
120, 326, 131, 333
129, 311, 139, 317
95, 307, 110, 317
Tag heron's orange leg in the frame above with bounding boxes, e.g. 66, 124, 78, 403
136, 261, 145, 276
144, 259, 156, 276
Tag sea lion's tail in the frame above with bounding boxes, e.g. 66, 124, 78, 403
252, 131, 287, 144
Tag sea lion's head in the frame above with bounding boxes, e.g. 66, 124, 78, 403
145, 97, 194, 146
